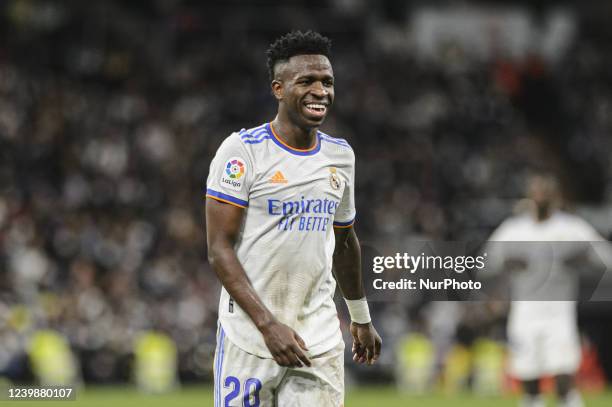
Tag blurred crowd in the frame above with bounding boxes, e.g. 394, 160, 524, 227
1, 0, 612, 383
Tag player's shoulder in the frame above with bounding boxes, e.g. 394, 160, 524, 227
553, 210, 596, 231
317, 129, 354, 160
490, 214, 531, 240
501, 213, 531, 228
553, 210, 583, 223
214, 123, 270, 155
236, 123, 271, 146
318, 129, 352, 150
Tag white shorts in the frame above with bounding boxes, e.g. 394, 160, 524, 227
507, 318, 581, 380
213, 325, 345, 407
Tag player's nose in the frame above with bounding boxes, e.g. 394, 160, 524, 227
309, 82, 329, 97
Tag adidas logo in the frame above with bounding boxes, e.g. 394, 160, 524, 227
270, 171, 288, 184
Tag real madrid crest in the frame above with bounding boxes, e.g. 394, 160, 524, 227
329, 167, 341, 190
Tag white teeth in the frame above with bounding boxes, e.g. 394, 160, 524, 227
306, 104, 326, 110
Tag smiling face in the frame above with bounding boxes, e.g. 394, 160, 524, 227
271, 54, 334, 129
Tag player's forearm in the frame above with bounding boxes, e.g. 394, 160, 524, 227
208, 243, 276, 331
333, 228, 365, 300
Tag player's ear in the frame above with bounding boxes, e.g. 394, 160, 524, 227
271, 79, 283, 101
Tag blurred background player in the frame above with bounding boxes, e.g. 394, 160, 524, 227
487, 173, 608, 407
205, 31, 381, 406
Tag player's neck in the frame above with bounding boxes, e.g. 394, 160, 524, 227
533, 205, 553, 222
271, 117, 318, 150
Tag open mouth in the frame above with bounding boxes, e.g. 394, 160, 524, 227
304, 103, 328, 118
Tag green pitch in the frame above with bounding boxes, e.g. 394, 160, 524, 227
3, 386, 612, 407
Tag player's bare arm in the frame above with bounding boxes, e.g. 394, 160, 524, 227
205, 198, 311, 368
333, 226, 382, 365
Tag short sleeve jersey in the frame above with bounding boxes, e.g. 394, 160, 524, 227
206, 122, 355, 357
487, 210, 604, 322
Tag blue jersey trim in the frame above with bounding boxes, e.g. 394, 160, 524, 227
247, 123, 267, 133
319, 132, 351, 149
268, 123, 321, 156
320, 136, 351, 148
206, 188, 249, 208
240, 124, 271, 146
241, 128, 267, 139
240, 124, 348, 152
241, 131, 268, 141
251, 127, 268, 137
215, 326, 226, 407
243, 136, 271, 144
318, 131, 349, 144
333, 217, 355, 227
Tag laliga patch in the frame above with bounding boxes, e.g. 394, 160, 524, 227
220, 157, 246, 192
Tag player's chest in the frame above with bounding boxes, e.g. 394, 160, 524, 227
248, 160, 347, 203
523, 223, 574, 241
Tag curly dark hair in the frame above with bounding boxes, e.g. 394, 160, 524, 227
266, 30, 332, 81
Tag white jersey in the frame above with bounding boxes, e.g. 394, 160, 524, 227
487, 210, 603, 324
206, 122, 355, 358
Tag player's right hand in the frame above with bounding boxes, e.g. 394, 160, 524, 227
260, 320, 312, 368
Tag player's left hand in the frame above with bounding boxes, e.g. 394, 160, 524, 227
350, 322, 381, 365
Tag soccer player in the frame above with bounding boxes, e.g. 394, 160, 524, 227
205, 31, 381, 406
487, 173, 607, 407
